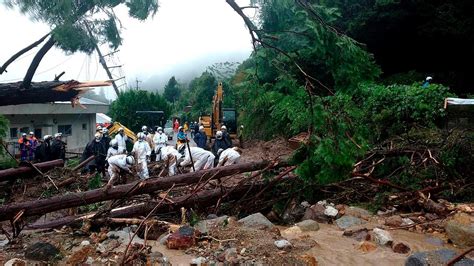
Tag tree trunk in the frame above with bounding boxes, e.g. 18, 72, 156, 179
0, 159, 64, 182
0, 33, 50, 75
27, 183, 267, 229
0, 160, 270, 222
0, 80, 111, 106
21, 36, 56, 90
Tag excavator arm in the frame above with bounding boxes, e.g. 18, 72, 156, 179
107, 122, 137, 143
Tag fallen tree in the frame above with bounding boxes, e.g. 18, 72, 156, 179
0, 160, 272, 222
0, 159, 64, 182
0, 80, 111, 106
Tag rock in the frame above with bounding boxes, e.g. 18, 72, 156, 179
240, 248, 246, 255
445, 213, 474, 248
282, 199, 306, 223
24, 242, 60, 261
0, 239, 8, 247
191, 256, 207, 265
300, 254, 318, 266
194, 221, 209, 235
5, 258, 26, 266
335, 215, 366, 229
303, 204, 329, 223
392, 242, 411, 254
238, 213, 274, 229
357, 241, 377, 253
166, 226, 196, 250
425, 213, 439, 221
224, 248, 238, 262
96, 243, 106, 254
206, 214, 218, 219
283, 226, 303, 235
343, 227, 370, 242
345, 206, 371, 220
274, 239, 292, 249
406, 249, 474, 266
324, 206, 338, 217
402, 218, 415, 226
296, 220, 320, 232
80, 240, 90, 246
85, 257, 94, 264
373, 228, 393, 246
385, 215, 403, 227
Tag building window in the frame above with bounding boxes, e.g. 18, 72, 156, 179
58, 125, 72, 136
82, 123, 87, 130
20, 127, 30, 135
34, 128, 42, 139
10, 128, 18, 139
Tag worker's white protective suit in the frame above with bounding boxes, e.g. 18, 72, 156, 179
132, 140, 151, 179
107, 154, 132, 187
180, 147, 215, 172
106, 146, 121, 160
217, 148, 241, 167
153, 132, 168, 160
114, 133, 128, 153
159, 146, 182, 176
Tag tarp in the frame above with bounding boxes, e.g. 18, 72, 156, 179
445, 98, 474, 107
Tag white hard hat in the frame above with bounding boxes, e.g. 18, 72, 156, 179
43, 135, 51, 141
102, 127, 108, 134
216, 131, 223, 139
137, 132, 145, 140
110, 139, 118, 147
178, 126, 183, 130
29, 131, 34, 135
221, 125, 227, 130
142, 125, 148, 131
22, 133, 27, 137
158, 127, 163, 131
426, 76, 433, 81
96, 125, 102, 130
199, 126, 204, 131
54, 133, 61, 138
126, 155, 135, 165
118, 127, 124, 132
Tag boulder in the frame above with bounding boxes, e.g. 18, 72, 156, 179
166, 226, 196, 250
373, 228, 393, 246
405, 249, 474, 266
345, 206, 371, 220
385, 215, 403, 227
324, 206, 339, 217
5, 258, 26, 266
191, 256, 208, 265
296, 220, 320, 232
238, 213, 274, 229
392, 242, 411, 254
274, 239, 292, 249
445, 213, 474, 248
343, 227, 370, 242
283, 226, 303, 235
335, 215, 366, 229
401, 218, 415, 226
302, 204, 329, 223
24, 242, 60, 261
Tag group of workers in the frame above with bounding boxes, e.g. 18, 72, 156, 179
17, 132, 66, 162
78, 123, 242, 190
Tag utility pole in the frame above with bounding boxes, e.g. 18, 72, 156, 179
135, 78, 142, 90
84, 22, 121, 97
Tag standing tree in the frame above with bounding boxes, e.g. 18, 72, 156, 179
163, 76, 181, 103
0, 0, 158, 100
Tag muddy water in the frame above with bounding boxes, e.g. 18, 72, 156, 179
281, 224, 456, 266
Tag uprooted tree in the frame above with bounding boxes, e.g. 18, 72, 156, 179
0, 0, 159, 105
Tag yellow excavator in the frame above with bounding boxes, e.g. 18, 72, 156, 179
107, 122, 137, 142
199, 82, 237, 139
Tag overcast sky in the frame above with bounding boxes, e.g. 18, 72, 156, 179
0, 0, 253, 99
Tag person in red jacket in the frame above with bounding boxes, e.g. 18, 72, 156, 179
28, 131, 38, 161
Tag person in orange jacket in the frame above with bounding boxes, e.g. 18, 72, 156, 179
28, 131, 38, 161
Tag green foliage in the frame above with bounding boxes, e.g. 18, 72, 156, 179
88, 173, 102, 190
175, 72, 218, 120
109, 89, 171, 132
0, 115, 9, 157
163, 76, 181, 103
4, 0, 158, 53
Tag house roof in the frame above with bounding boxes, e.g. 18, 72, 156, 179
0, 97, 109, 115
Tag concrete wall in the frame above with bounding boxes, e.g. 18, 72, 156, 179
4, 113, 96, 153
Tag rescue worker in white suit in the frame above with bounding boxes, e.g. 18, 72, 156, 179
114, 127, 128, 153
106, 154, 135, 190
106, 139, 122, 160
217, 147, 242, 167
153, 127, 168, 161
132, 132, 151, 179
179, 145, 215, 172
157, 146, 182, 176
